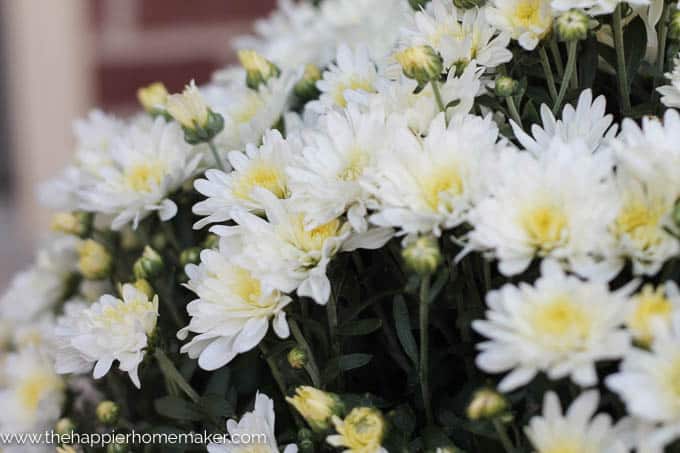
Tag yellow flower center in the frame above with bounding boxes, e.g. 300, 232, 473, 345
418, 165, 463, 212
614, 196, 667, 250
232, 161, 287, 201
229, 266, 266, 306
124, 161, 165, 192
629, 285, 673, 345
513, 0, 542, 27
289, 216, 341, 254
521, 204, 567, 252
95, 297, 156, 334
338, 147, 370, 181
332, 77, 375, 108
18, 373, 62, 411
530, 296, 591, 352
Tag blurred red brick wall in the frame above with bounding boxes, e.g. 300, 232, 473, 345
91, 0, 277, 112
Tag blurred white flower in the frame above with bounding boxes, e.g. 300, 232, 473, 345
626, 282, 680, 346
658, 53, 680, 108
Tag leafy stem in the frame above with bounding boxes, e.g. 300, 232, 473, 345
613, 4, 632, 114
553, 40, 578, 115
419, 274, 434, 425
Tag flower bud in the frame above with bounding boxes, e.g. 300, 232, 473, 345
132, 279, 155, 299
166, 81, 224, 144
670, 10, 680, 40
556, 10, 589, 41
494, 76, 519, 97
466, 388, 508, 421
238, 50, 281, 90
408, 0, 431, 10
287, 386, 344, 432
137, 82, 168, 114
298, 428, 315, 452
51, 212, 92, 238
202, 234, 220, 250
96, 400, 120, 425
294, 64, 322, 102
107, 442, 128, 453
288, 347, 308, 369
180, 246, 202, 267
55, 417, 76, 436
453, 0, 486, 9
77, 239, 112, 280
402, 236, 442, 275
330, 407, 386, 450
133, 246, 164, 280
395, 45, 443, 84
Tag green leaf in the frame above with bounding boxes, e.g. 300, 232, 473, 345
623, 16, 647, 88
323, 354, 373, 381
199, 394, 235, 418
393, 296, 419, 366
338, 318, 382, 336
204, 367, 231, 397
154, 396, 203, 421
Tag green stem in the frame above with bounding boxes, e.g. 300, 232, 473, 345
155, 349, 200, 403
207, 140, 226, 171
613, 4, 632, 114
431, 80, 446, 113
570, 60, 579, 89
552, 40, 578, 115
506, 96, 523, 129
419, 274, 434, 425
289, 318, 322, 388
260, 343, 288, 398
539, 46, 558, 101
653, 2, 672, 105
493, 419, 516, 453
550, 36, 564, 78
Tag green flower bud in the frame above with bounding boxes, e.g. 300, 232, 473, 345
288, 347, 308, 369
494, 76, 519, 97
96, 400, 120, 425
133, 246, 164, 280
402, 236, 442, 275
670, 10, 680, 40
453, 0, 486, 9
107, 442, 128, 453
294, 64, 322, 102
180, 246, 202, 267
132, 279, 155, 299
408, 0, 432, 10
238, 50, 281, 90
298, 428, 315, 452
166, 81, 224, 145
77, 239, 112, 280
202, 234, 220, 250
466, 388, 508, 421
394, 45, 443, 84
55, 418, 76, 436
556, 9, 589, 41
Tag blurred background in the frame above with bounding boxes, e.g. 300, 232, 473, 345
0, 0, 277, 286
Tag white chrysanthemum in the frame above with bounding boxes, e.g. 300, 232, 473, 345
79, 117, 201, 230
0, 347, 64, 434
212, 190, 392, 305
366, 112, 498, 236
208, 392, 298, 453
510, 89, 617, 155
626, 282, 680, 347
178, 247, 292, 371
1, 235, 78, 325
404, 0, 512, 69
467, 139, 619, 278
39, 110, 125, 211
658, 53, 680, 109
12, 314, 57, 353
486, 0, 553, 50
206, 72, 297, 152
288, 104, 392, 233
193, 129, 298, 229
310, 44, 380, 113
552, 0, 649, 15
473, 260, 631, 392
607, 312, 680, 452
54, 284, 159, 388
525, 391, 628, 453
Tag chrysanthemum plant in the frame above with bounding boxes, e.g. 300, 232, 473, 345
6, 0, 680, 451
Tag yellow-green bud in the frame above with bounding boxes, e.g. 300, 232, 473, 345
55, 417, 76, 436
294, 64, 322, 101
77, 239, 112, 280
107, 442, 128, 453
287, 347, 308, 369
395, 45, 443, 84
453, 0, 486, 9
402, 236, 442, 275
96, 400, 120, 425
238, 50, 281, 90
466, 388, 508, 421
331, 407, 386, 450
166, 81, 224, 145
132, 279, 155, 299
180, 246, 202, 267
670, 10, 680, 40
298, 428, 315, 452
408, 0, 431, 9
494, 76, 519, 97
556, 9, 589, 41
137, 82, 169, 114
51, 212, 92, 237
202, 234, 220, 250
133, 246, 164, 280
286, 386, 344, 431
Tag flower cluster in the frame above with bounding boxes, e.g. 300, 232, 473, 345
4, 0, 680, 451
